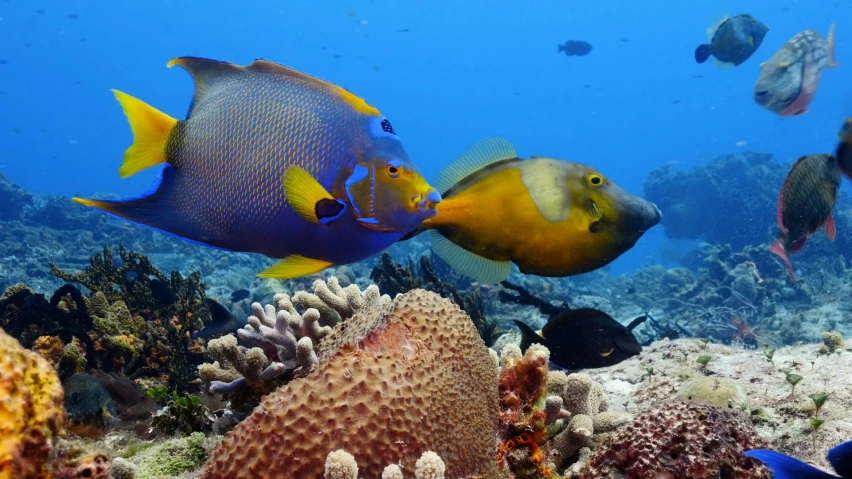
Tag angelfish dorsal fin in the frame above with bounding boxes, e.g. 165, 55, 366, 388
434, 138, 517, 194
167, 57, 245, 118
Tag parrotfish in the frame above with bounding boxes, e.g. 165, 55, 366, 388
402, 138, 661, 284
73, 57, 441, 279
514, 309, 644, 371
695, 14, 769, 67
837, 118, 852, 179
770, 154, 841, 282
746, 439, 852, 479
754, 25, 838, 116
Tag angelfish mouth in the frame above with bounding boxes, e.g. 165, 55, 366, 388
418, 189, 442, 213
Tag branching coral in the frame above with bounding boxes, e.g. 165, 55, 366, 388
547, 372, 633, 471
200, 288, 500, 479
199, 278, 386, 399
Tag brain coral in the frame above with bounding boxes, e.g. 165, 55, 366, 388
579, 401, 771, 479
0, 328, 66, 479
200, 288, 500, 479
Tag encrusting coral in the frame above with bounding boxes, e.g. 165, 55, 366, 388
199, 277, 389, 399
818, 331, 845, 355
0, 328, 66, 479
200, 287, 500, 479
579, 400, 771, 478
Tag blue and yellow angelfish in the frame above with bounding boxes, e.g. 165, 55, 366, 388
73, 57, 441, 279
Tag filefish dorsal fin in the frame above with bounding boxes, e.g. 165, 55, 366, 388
428, 231, 511, 284
706, 14, 729, 41
434, 138, 517, 194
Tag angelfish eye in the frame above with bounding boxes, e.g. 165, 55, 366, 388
387, 160, 402, 178
589, 175, 602, 186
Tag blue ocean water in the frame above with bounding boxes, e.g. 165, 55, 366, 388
0, 0, 848, 274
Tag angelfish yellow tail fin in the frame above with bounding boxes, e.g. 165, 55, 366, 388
111, 89, 178, 178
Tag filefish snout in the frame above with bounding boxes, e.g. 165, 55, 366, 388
417, 189, 442, 215
615, 192, 662, 235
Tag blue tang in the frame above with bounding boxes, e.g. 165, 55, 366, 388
745, 439, 852, 478
73, 57, 441, 279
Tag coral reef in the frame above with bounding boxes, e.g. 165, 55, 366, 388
322, 449, 448, 479
548, 372, 633, 472
369, 252, 497, 346
200, 288, 500, 479
55, 452, 110, 479
199, 277, 385, 405
496, 344, 553, 478
0, 328, 66, 479
579, 401, 771, 478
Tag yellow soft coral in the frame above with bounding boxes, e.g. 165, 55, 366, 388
0, 328, 66, 479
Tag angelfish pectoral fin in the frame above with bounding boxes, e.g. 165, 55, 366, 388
282, 166, 347, 224
257, 255, 334, 279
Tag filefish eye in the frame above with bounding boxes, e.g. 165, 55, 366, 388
589, 175, 603, 186
381, 118, 395, 135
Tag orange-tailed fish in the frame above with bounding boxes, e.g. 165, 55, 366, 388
754, 25, 838, 116
837, 118, 852, 179
770, 154, 841, 282
402, 138, 661, 284
73, 57, 441, 279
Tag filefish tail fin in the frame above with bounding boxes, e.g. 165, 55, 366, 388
827, 24, 839, 67
428, 230, 511, 284
827, 440, 852, 476
694, 44, 712, 63
743, 449, 838, 479
73, 165, 214, 248
512, 320, 544, 353
257, 255, 334, 279
557, 44, 565, 53
769, 240, 796, 282
111, 90, 178, 178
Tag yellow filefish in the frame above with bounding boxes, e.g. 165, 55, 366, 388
73, 57, 441, 279
407, 138, 661, 284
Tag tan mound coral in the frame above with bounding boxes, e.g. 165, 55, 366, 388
201, 289, 500, 479
0, 328, 66, 479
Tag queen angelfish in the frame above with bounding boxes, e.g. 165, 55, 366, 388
73, 57, 441, 279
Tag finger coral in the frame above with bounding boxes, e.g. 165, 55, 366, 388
579, 400, 771, 478
0, 327, 66, 479
199, 278, 390, 400
200, 288, 500, 479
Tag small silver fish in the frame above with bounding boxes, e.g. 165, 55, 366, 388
754, 25, 838, 116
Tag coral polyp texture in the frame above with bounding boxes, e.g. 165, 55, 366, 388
200, 288, 500, 479
0, 328, 66, 479
579, 400, 771, 479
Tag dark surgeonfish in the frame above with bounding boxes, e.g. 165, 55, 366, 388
770, 154, 841, 282
192, 298, 243, 339
754, 25, 837, 116
837, 118, 852, 179
401, 138, 661, 284
746, 439, 852, 478
230, 289, 251, 302
73, 57, 441, 280
514, 308, 645, 370
695, 14, 768, 67
558, 40, 593, 57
